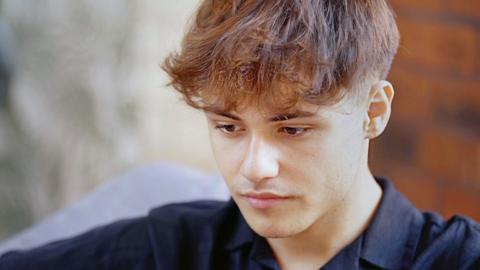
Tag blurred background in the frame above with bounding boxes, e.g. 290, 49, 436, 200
0, 0, 478, 243
371, 0, 480, 222
0, 0, 217, 241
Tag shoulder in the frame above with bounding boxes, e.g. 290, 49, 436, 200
147, 199, 240, 269
147, 199, 235, 245
149, 199, 231, 223
0, 199, 237, 270
0, 216, 153, 270
413, 213, 480, 269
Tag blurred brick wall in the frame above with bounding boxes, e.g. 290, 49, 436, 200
370, 0, 480, 221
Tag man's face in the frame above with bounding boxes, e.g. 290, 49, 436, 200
205, 96, 369, 238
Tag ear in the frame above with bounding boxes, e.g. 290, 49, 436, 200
363, 80, 395, 139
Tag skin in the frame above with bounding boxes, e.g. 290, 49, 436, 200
204, 80, 395, 269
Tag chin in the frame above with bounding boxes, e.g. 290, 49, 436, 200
236, 199, 310, 238
254, 224, 305, 239
256, 229, 295, 239
246, 215, 306, 239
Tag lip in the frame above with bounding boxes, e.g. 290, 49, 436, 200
241, 192, 291, 209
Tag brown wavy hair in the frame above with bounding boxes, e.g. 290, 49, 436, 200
163, 0, 400, 112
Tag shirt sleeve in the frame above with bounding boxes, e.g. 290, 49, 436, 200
412, 215, 480, 269
0, 217, 152, 270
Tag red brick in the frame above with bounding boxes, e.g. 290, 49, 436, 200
374, 122, 419, 165
390, 0, 444, 13
417, 127, 480, 187
388, 68, 480, 118
433, 80, 480, 104
442, 185, 480, 222
369, 142, 390, 173
396, 17, 479, 77
388, 74, 480, 135
427, 79, 480, 132
448, 0, 480, 21
387, 68, 433, 125
386, 165, 440, 212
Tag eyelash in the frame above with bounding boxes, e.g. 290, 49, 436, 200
214, 124, 243, 134
214, 124, 310, 137
279, 127, 309, 137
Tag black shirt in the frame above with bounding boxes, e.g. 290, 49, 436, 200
1, 177, 479, 269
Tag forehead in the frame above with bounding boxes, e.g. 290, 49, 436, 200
199, 78, 363, 117
203, 94, 360, 124
206, 107, 316, 121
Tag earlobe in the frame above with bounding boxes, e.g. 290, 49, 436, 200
363, 80, 395, 139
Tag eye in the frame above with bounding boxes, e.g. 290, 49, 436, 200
278, 127, 308, 137
214, 124, 242, 135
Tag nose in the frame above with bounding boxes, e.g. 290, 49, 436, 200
240, 135, 280, 183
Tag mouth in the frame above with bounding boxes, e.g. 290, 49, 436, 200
240, 192, 292, 209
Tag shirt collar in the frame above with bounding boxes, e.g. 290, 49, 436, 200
360, 177, 424, 269
223, 199, 255, 251
223, 202, 280, 269
223, 177, 424, 270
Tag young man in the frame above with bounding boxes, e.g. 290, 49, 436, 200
1, 1, 479, 269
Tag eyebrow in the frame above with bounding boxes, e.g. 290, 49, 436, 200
268, 111, 317, 122
205, 109, 317, 122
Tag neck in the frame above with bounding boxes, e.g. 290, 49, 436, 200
267, 169, 382, 269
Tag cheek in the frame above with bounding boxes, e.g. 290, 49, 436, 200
315, 126, 364, 194
284, 129, 362, 193
322, 116, 364, 162
209, 133, 243, 179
